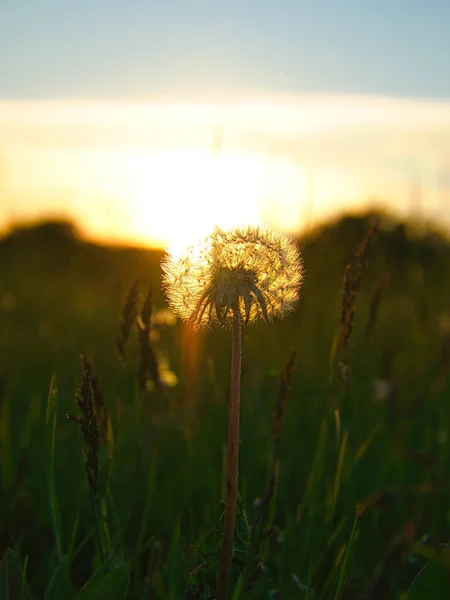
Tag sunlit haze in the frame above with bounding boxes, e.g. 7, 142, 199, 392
1, 1, 450, 248
1, 95, 450, 248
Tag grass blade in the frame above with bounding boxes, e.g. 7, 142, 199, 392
328, 431, 348, 524
334, 514, 359, 600
45, 375, 63, 560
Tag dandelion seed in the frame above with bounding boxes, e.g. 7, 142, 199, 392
162, 224, 303, 329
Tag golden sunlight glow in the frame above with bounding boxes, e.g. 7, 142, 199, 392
119, 150, 272, 254
3, 95, 450, 246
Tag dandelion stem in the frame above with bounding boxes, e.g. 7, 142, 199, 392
217, 310, 242, 600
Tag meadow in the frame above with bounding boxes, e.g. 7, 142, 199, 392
1, 212, 450, 599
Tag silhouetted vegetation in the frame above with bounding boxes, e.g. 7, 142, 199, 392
1, 212, 450, 598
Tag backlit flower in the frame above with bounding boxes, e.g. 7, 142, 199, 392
162, 224, 303, 329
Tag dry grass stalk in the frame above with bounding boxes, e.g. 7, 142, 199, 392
245, 351, 297, 590
66, 354, 101, 495
80, 354, 109, 443
66, 355, 109, 569
365, 272, 389, 339
338, 219, 379, 351
137, 285, 161, 392
116, 279, 140, 362
271, 350, 297, 450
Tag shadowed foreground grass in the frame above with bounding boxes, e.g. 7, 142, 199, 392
1, 212, 450, 599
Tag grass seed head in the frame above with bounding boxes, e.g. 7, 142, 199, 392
116, 279, 140, 362
137, 285, 162, 392
162, 224, 303, 329
338, 218, 378, 350
65, 354, 101, 495
271, 350, 297, 449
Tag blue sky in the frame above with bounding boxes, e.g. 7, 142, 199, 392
1, 0, 450, 99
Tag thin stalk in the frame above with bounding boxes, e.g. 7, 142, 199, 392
82, 448, 108, 573
216, 311, 242, 600
334, 513, 359, 600
88, 474, 109, 573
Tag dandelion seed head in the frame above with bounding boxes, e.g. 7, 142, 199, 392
162, 224, 303, 329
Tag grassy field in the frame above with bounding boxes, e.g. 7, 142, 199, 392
1, 212, 450, 599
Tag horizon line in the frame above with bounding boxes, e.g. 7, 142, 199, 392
3, 204, 449, 250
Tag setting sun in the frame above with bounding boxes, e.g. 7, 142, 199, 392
116, 149, 302, 253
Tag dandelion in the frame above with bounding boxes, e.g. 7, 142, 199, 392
162, 224, 303, 600
162, 224, 302, 329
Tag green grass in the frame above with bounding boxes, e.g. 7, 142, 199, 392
1, 213, 450, 598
